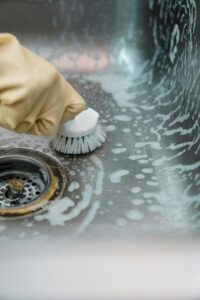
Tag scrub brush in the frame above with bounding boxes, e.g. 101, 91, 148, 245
51, 108, 106, 154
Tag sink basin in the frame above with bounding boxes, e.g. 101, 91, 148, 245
1, 1, 200, 299
0, 0, 200, 238
0, 0, 200, 240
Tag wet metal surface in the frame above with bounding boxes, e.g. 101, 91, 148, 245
0, 0, 200, 240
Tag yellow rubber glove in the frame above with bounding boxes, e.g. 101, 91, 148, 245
0, 33, 86, 136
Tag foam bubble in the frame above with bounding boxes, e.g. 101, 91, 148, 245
34, 196, 76, 226
75, 201, 100, 236
110, 170, 130, 183
142, 168, 154, 174
26, 222, 33, 228
126, 209, 144, 221
106, 125, 116, 132
129, 154, 147, 160
135, 174, 145, 179
131, 199, 144, 205
90, 155, 104, 195
122, 128, 131, 133
114, 115, 132, 122
147, 181, 158, 186
131, 187, 142, 194
68, 181, 80, 192
111, 147, 127, 154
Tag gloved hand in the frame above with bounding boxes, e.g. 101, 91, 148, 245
0, 33, 86, 136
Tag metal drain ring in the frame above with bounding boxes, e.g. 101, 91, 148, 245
0, 148, 67, 217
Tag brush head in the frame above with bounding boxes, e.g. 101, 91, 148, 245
51, 108, 106, 154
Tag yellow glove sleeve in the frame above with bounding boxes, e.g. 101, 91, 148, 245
0, 33, 86, 136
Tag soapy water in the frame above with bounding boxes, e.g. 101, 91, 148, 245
110, 170, 130, 184
0, 134, 105, 237
111, 147, 127, 154
35, 185, 93, 226
132, 199, 144, 206
126, 209, 144, 221
114, 115, 132, 122
0, 0, 200, 239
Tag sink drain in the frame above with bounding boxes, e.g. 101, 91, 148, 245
0, 148, 67, 217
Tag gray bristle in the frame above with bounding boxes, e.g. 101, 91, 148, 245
51, 124, 106, 154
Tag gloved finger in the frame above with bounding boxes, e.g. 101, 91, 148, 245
59, 75, 86, 122
0, 91, 63, 136
21, 74, 65, 136
28, 106, 63, 136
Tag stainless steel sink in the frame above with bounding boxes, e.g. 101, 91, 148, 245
1, 1, 200, 299
0, 0, 200, 239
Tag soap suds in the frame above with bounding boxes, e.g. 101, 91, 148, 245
111, 147, 127, 154
26, 222, 33, 228
135, 174, 145, 179
68, 181, 80, 192
106, 125, 116, 132
84, 72, 137, 107
139, 159, 149, 164
34, 196, 75, 226
110, 170, 130, 183
126, 209, 144, 221
69, 170, 76, 176
122, 128, 131, 133
132, 199, 144, 205
147, 181, 158, 186
142, 168, 154, 174
108, 201, 114, 205
80, 171, 86, 176
129, 154, 147, 160
131, 187, 142, 194
75, 201, 100, 236
114, 115, 131, 122
90, 155, 104, 195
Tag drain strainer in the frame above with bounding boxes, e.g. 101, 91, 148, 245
0, 148, 67, 217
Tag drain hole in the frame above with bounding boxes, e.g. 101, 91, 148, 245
0, 148, 67, 216
4, 190, 19, 200
0, 172, 44, 205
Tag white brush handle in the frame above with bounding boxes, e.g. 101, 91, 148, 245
58, 108, 99, 138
